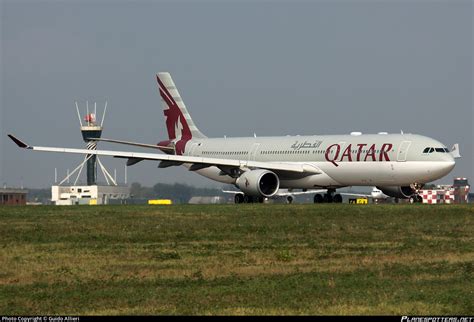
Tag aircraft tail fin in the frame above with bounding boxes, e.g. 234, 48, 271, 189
156, 72, 206, 142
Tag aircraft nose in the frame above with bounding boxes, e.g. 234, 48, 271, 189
440, 160, 456, 176
424, 158, 456, 182
439, 152, 456, 170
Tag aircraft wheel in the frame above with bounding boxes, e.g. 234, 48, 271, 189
257, 196, 265, 203
333, 194, 343, 203
314, 194, 323, 203
243, 195, 253, 203
409, 196, 416, 204
234, 194, 244, 204
324, 194, 333, 203
416, 195, 423, 203
286, 196, 294, 204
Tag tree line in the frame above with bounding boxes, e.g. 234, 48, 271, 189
25, 182, 230, 204
130, 182, 227, 204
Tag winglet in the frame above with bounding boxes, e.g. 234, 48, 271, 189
7, 134, 31, 149
450, 143, 461, 159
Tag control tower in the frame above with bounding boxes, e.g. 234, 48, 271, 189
51, 101, 130, 205
80, 107, 102, 185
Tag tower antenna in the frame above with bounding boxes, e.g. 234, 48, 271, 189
86, 101, 89, 126
101, 100, 108, 127
75, 101, 83, 126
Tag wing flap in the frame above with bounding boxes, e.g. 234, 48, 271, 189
93, 138, 175, 151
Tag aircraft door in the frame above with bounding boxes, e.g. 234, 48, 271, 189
397, 141, 411, 162
249, 143, 260, 161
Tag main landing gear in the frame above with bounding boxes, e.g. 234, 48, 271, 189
234, 194, 265, 204
313, 189, 343, 204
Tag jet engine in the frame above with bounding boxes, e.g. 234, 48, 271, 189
376, 186, 415, 199
236, 169, 280, 198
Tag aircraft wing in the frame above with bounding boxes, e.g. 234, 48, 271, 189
274, 189, 327, 196
222, 189, 327, 196
277, 190, 376, 198
8, 134, 322, 175
339, 192, 371, 198
222, 190, 241, 194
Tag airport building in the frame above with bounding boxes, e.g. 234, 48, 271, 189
0, 188, 28, 206
52, 185, 129, 205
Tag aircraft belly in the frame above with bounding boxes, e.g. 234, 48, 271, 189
387, 161, 454, 184
184, 164, 235, 184
279, 172, 341, 189
321, 161, 452, 186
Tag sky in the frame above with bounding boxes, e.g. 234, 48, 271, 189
1, 0, 472, 189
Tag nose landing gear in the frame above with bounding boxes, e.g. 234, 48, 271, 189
409, 195, 423, 203
409, 183, 424, 203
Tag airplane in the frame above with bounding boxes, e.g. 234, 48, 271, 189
338, 187, 391, 203
8, 72, 460, 204
370, 187, 390, 200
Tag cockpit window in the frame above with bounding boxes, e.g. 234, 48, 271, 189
423, 147, 450, 154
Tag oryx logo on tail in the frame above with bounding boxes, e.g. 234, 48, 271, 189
156, 73, 206, 155
174, 115, 184, 141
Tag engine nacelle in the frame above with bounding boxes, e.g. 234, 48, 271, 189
376, 186, 415, 199
236, 169, 280, 198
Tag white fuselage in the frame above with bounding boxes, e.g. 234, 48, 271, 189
181, 133, 455, 189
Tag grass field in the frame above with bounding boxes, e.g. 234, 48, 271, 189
0, 204, 473, 315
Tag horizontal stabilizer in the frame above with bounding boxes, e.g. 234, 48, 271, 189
222, 189, 241, 194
